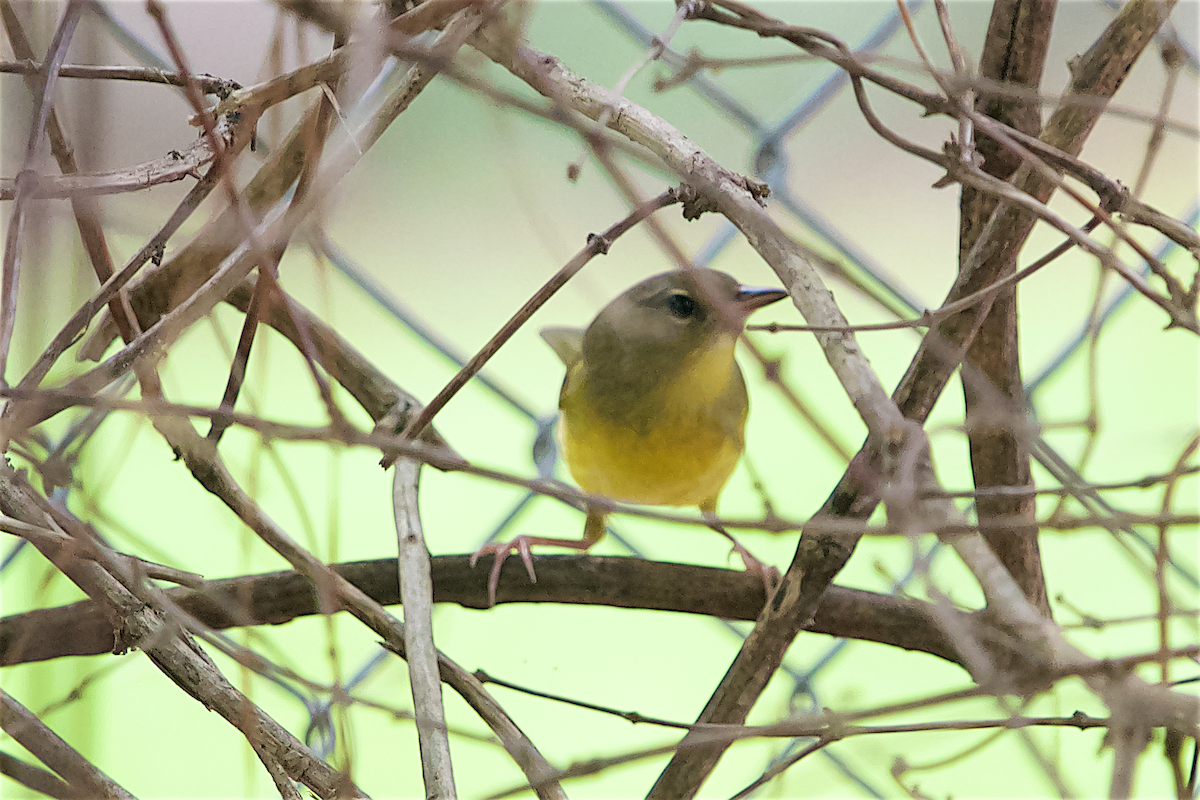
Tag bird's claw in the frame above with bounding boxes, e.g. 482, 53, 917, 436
470, 537, 540, 607
728, 541, 780, 597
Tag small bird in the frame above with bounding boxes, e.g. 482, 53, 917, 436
472, 269, 788, 605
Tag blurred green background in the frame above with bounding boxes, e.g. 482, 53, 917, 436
1, 1, 1198, 797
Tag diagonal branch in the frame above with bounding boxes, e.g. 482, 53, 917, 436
396, 186, 686, 446
0, 689, 134, 800
0, 464, 365, 798
0, 749, 78, 800
124, 12, 563, 798
76, 97, 321, 360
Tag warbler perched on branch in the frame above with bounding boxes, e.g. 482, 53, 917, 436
472, 269, 788, 605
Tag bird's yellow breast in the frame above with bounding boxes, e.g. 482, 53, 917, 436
558, 339, 746, 509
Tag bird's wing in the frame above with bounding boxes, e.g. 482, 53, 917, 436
540, 326, 585, 367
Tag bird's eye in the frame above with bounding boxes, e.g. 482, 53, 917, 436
666, 293, 698, 318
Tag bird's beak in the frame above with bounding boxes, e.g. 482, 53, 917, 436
735, 285, 789, 317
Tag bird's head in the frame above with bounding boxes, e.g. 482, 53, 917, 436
588, 270, 787, 367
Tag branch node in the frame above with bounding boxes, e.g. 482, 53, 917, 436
586, 232, 612, 254
672, 182, 716, 219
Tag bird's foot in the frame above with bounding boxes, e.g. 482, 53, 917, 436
727, 541, 780, 598
469, 537, 540, 607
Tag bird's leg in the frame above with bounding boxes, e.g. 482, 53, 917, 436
470, 507, 607, 606
701, 509, 780, 596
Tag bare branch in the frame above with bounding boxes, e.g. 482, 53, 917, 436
0, 556, 988, 669
0, 0, 84, 384
958, 0, 1056, 617
0, 118, 234, 200
393, 459, 457, 798
0, 689, 134, 800
395, 187, 686, 447
0, 2, 140, 346
0, 465, 364, 798
0, 750, 79, 800
0, 58, 238, 93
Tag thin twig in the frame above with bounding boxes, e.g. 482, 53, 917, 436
207, 28, 346, 444
120, 10, 564, 797
696, 0, 1196, 332
0, 0, 84, 385
0, 689, 134, 800
0, 113, 234, 200
750, 217, 1100, 335
0, 750, 79, 800
3, 385, 1198, 537
75, 96, 325, 362
0, 2, 141, 345
0, 58, 238, 93
12, 166, 221, 394
0, 466, 363, 799
147, 0, 347, 432
393, 458, 457, 798
729, 738, 831, 800
394, 187, 684, 447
